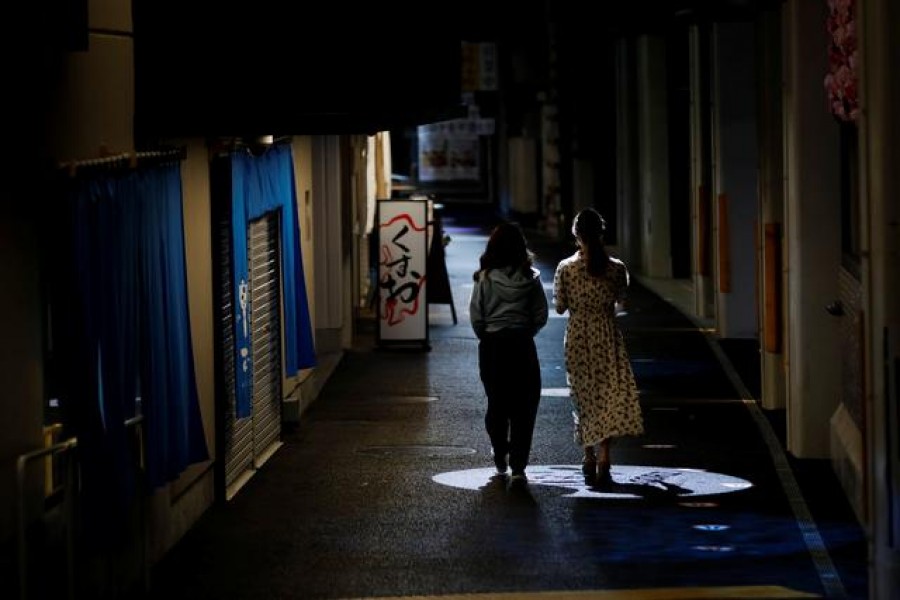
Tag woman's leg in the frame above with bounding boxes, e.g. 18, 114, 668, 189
508, 389, 539, 476
597, 438, 612, 481
582, 444, 597, 476
508, 338, 540, 477
598, 439, 610, 464
480, 336, 510, 472
484, 395, 509, 473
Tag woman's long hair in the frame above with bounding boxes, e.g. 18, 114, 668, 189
573, 208, 609, 277
474, 222, 534, 280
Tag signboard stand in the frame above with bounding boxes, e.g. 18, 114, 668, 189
425, 204, 456, 324
376, 199, 430, 351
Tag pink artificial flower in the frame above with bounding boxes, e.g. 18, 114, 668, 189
824, 0, 859, 122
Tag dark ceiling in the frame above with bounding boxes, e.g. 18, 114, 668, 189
131, 0, 781, 141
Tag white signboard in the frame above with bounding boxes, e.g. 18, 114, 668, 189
377, 199, 428, 346
417, 118, 493, 182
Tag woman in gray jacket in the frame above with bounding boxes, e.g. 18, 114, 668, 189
469, 222, 549, 485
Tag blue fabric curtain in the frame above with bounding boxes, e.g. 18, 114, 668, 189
58, 162, 209, 542
230, 144, 316, 418
137, 165, 209, 487
60, 177, 137, 546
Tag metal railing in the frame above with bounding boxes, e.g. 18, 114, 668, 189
15, 414, 146, 600
16, 436, 78, 600
125, 415, 148, 594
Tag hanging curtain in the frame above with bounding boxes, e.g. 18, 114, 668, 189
230, 144, 317, 418
137, 165, 209, 488
54, 162, 209, 538
55, 176, 138, 547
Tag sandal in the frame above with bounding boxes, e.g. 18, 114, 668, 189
597, 461, 612, 484
582, 447, 598, 480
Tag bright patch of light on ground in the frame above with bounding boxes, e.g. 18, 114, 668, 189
693, 524, 731, 531
692, 545, 736, 552
541, 388, 571, 397
433, 465, 754, 499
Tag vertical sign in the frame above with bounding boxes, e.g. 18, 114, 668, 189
461, 42, 498, 92
377, 199, 428, 347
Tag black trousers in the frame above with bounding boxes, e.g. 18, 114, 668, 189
478, 329, 541, 474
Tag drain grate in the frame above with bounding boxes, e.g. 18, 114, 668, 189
346, 395, 437, 405
358, 445, 476, 457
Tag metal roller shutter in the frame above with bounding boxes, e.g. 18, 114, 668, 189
221, 211, 283, 498
248, 215, 283, 463
220, 215, 254, 494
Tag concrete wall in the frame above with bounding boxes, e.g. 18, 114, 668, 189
615, 38, 642, 270
756, 8, 787, 411
688, 25, 715, 320
783, 0, 843, 458
508, 137, 539, 217
44, 2, 134, 161
636, 35, 672, 278
858, 0, 900, 593
711, 22, 760, 339
0, 199, 45, 579
290, 137, 319, 417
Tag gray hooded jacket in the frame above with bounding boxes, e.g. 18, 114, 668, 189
469, 266, 549, 338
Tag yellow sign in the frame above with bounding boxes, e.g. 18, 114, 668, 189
461, 42, 498, 92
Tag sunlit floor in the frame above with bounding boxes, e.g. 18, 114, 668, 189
371, 587, 819, 599
433, 465, 753, 500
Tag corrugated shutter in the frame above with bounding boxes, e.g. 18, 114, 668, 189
220, 214, 254, 493
248, 215, 282, 463
221, 211, 283, 498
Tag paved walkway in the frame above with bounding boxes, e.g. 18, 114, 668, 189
147, 217, 868, 599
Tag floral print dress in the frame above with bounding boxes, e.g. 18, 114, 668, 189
553, 252, 644, 447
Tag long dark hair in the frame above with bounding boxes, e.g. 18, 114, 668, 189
573, 208, 609, 277
474, 222, 534, 280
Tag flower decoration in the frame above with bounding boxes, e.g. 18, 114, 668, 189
824, 0, 859, 122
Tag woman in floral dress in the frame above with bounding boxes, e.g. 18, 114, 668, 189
553, 208, 644, 484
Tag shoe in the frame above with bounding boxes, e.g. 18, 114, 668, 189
509, 471, 527, 486
492, 450, 508, 475
582, 450, 598, 483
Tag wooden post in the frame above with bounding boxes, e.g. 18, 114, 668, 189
763, 222, 782, 352
717, 193, 731, 292
698, 184, 711, 276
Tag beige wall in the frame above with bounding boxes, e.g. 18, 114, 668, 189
859, 0, 900, 594
0, 209, 45, 556
0, 0, 136, 567
783, 0, 843, 458
13, 0, 221, 572
45, 7, 133, 161
180, 139, 215, 458
291, 137, 316, 387
148, 139, 216, 562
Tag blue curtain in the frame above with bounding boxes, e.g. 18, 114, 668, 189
230, 144, 316, 418
60, 176, 138, 546
58, 162, 209, 542
137, 165, 209, 488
